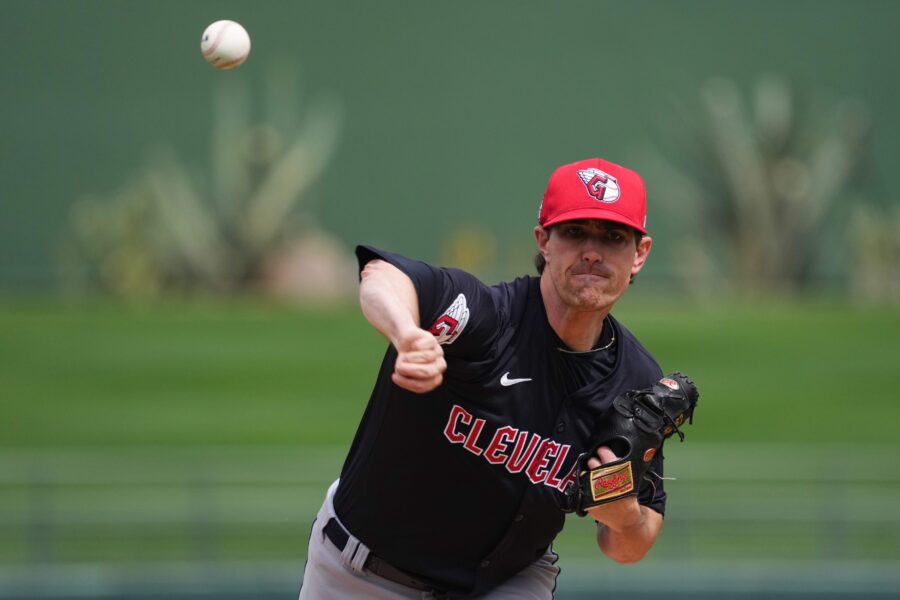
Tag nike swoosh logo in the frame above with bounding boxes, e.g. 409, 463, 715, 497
500, 372, 532, 387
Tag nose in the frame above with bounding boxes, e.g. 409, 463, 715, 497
579, 237, 604, 264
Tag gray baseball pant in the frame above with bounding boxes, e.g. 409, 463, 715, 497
298, 480, 560, 599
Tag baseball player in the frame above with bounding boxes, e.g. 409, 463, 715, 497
299, 158, 678, 599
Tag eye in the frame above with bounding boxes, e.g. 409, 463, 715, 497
605, 229, 627, 243
562, 226, 585, 239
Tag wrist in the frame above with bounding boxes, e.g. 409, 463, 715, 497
589, 498, 644, 533
390, 324, 425, 350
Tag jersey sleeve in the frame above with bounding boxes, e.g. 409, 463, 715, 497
638, 366, 667, 516
614, 332, 668, 516
638, 451, 667, 516
356, 245, 499, 359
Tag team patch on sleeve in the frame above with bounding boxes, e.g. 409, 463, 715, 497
429, 293, 469, 345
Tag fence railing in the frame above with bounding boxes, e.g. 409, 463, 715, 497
2, 443, 899, 598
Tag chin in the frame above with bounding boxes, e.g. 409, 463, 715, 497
567, 289, 616, 312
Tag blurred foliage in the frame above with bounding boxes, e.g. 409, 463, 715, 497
645, 75, 895, 299
849, 204, 900, 303
60, 64, 354, 300
439, 224, 498, 278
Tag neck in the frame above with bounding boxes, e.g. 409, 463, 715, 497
540, 276, 611, 352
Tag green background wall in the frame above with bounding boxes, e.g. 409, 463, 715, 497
2, 0, 898, 289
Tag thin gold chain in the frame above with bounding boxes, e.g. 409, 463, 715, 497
557, 318, 616, 354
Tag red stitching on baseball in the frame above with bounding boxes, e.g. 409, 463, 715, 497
202, 21, 232, 58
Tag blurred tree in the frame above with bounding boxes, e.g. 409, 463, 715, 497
439, 224, 498, 278
60, 63, 352, 300
644, 75, 877, 296
849, 205, 900, 303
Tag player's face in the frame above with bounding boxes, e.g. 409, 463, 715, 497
535, 220, 652, 312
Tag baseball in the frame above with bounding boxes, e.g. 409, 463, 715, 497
201, 20, 251, 70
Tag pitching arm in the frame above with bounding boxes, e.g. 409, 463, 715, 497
359, 259, 447, 393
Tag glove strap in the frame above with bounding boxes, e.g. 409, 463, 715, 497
586, 461, 635, 505
565, 459, 636, 515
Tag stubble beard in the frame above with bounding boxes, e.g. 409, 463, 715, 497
554, 269, 624, 313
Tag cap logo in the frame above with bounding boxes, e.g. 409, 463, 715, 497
577, 168, 621, 204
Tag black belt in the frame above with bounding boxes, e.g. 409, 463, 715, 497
323, 517, 442, 593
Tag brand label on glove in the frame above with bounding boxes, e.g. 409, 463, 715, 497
590, 463, 634, 502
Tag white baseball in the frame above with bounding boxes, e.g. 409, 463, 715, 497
201, 20, 251, 70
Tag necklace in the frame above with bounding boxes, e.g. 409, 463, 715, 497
557, 318, 616, 354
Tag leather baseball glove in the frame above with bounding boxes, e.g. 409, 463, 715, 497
563, 372, 699, 516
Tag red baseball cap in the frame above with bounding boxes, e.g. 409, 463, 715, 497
538, 158, 648, 234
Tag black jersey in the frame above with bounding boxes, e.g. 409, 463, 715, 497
333, 246, 665, 598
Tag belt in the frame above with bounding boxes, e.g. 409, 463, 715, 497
323, 517, 441, 593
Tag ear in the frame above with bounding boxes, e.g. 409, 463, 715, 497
534, 226, 550, 259
631, 235, 652, 278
